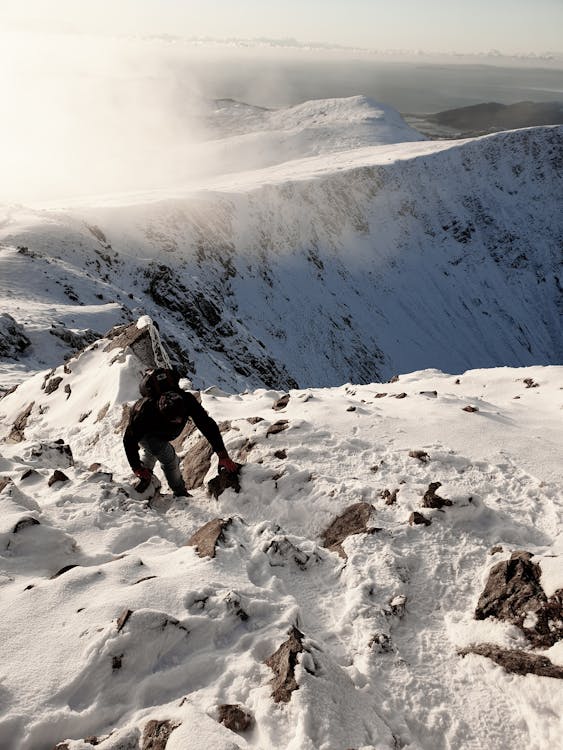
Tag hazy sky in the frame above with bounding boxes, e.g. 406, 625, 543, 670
1, 0, 562, 54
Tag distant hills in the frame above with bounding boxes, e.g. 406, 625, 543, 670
406, 101, 563, 139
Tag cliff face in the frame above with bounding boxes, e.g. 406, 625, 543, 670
1, 125, 561, 390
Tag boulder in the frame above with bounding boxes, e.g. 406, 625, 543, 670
409, 511, 431, 526
187, 518, 232, 559
208, 468, 242, 499
321, 502, 375, 559
141, 719, 180, 750
217, 704, 254, 733
459, 644, 563, 678
265, 627, 305, 703
0, 313, 31, 357
7, 402, 34, 443
421, 482, 452, 509
273, 394, 290, 411
475, 551, 563, 648
266, 420, 289, 437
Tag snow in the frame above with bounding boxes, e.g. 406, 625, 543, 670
0, 324, 561, 750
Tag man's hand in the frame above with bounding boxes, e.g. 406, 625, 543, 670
133, 465, 153, 492
218, 454, 239, 474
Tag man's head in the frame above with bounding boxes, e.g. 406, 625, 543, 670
158, 391, 185, 423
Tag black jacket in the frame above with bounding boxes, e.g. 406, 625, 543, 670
123, 391, 226, 471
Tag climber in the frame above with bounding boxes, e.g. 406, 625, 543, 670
123, 370, 237, 497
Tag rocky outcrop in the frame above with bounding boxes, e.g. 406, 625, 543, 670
0, 314, 31, 358
421, 482, 452, 509
141, 719, 180, 750
475, 551, 563, 648
187, 518, 232, 559
7, 402, 34, 443
217, 704, 254, 732
265, 627, 305, 703
321, 502, 375, 559
459, 644, 563, 678
409, 511, 431, 526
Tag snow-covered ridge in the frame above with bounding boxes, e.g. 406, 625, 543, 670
1, 121, 561, 391
0, 322, 561, 749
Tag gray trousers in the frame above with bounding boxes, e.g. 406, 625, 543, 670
139, 436, 187, 496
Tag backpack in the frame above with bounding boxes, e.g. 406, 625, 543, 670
139, 368, 180, 399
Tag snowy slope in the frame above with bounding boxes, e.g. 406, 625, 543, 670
1, 114, 561, 392
0, 322, 561, 750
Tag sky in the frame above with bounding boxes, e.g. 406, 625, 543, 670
1, 0, 562, 55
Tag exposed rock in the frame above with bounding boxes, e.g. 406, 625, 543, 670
27, 440, 74, 468
409, 450, 429, 462
394, 392, 408, 399
218, 704, 254, 733
0, 313, 31, 357
265, 626, 305, 703
462, 405, 479, 413
375, 392, 387, 398
389, 375, 400, 383
346, 406, 356, 412
7, 402, 34, 443
274, 449, 287, 459
95, 403, 110, 423
141, 719, 180, 750
409, 511, 431, 526
389, 594, 407, 617
112, 655, 123, 670
104, 323, 161, 368
421, 482, 452, 509
0, 476, 10, 493
79, 411, 92, 422
321, 502, 375, 559
523, 378, 539, 388
273, 394, 290, 411
419, 390, 438, 397
49, 323, 100, 352
247, 416, 264, 424
490, 545, 504, 555
459, 644, 563, 678
13, 517, 40, 533
117, 608, 133, 632
181, 436, 213, 490
187, 518, 232, 558
369, 632, 392, 653
64, 384, 72, 400
50, 564, 79, 579
238, 439, 256, 461
48, 470, 70, 487
266, 420, 289, 437
133, 575, 157, 585
380, 488, 399, 505
114, 403, 132, 435
475, 551, 563, 648
44, 376, 63, 395
208, 467, 242, 499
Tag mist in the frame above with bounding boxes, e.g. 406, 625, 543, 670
2, 32, 562, 206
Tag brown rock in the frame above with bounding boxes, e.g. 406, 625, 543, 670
247, 416, 264, 424
7, 402, 34, 443
346, 406, 356, 412
64, 384, 71, 400
187, 518, 232, 559
116, 608, 133, 632
141, 719, 180, 750
13, 517, 40, 533
48, 470, 70, 487
265, 627, 305, 703
489, 545, 503, 555
321, 502, 375, 559
207, 467, 242, 499
409, 450, 429, 462
79, 411, 92, 422
421, 482, 452, 509
114, 403, 132, 434
50, 564, 79, 579
217, 704, 254, 732
0, 476, 11, 493
380, 488, 399, 505
105, 323, 162, 371
375, 392, 387, 398
389, 375, 400, 383
394, 392, 408, 399
475, 551, 563, 648
266, 420, 289, 437
238, 439, 256, 461
462, 405, 479, 413
181, 436, 213, 490
419, 390, 438, 397
44, 376, 63, 395
409, 511, 431, 526
274, 449, 287, 459
459, 644, 563, 678
273, 394, 290, 411
95, 403, 110, 422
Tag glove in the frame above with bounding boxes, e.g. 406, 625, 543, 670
218, 454, 239, 474
133, 465, 152, 492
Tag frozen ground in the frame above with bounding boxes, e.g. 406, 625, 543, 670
0, 322, 561, 750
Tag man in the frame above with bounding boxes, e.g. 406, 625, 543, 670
123, 387, 237, 497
